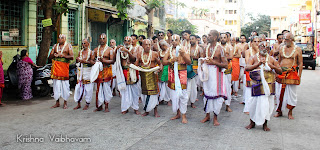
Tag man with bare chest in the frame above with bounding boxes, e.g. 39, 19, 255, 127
49, 34, 74, 109
220, 33, 233, 112
237, 35, 249, 104
135, 39, 162, 117
93, 34, 115, 112
274, 33, 302, 119
231, 37, 241, 98
73, 39, 95, 110
187, 35, 202, 108
163, 34, 191, 124
245, 42, 282, 131
199, 30, 228, 126
117, 36, 141, 115
243, 36, 260, 114
269, 33, 283, 60
158, 40, 171, 105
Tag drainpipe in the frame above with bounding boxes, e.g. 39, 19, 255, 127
82, 2, 85, 39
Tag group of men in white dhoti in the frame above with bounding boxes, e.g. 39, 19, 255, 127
48, 28, 302, 131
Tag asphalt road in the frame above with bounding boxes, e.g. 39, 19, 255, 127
0, 68, 319, 150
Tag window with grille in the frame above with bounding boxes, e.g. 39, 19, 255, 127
0, 1, 23, 46
68, 9, 77, 45
37, 4, 44, 45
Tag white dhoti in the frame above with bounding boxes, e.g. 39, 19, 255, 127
74, 67, 94, 104
169, 89, 188, 114
275, 82, 281, 103
203, 97, 224, 115
74, 83, 94, 104
53, 79, 70, 101
158, 82, 170, 102
276, 84, 298, 112
187, 77, 198, 104
239, 57, 246, 81
137, 75, 142, 98
224, 74, 232, 106
202, 65, 227, 115
243, 86, 252, 113
120, 83, 140, 112
232, 80, 239, 92
242, 76, 247, 103
97, 81, 113, 107
111, 64, 117, 90
195, 75, 202, 88
142, 94, 159, 112
249, 95, 274, 125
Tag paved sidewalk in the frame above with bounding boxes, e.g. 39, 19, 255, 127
0, 69, 319, 150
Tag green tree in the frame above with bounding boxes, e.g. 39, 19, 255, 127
166, 18, 198, 35
106, 0, 185, 38
37, 0, 84, 66
241, 14, 271, 38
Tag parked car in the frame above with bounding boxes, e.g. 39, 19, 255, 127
296, 43, 316, 70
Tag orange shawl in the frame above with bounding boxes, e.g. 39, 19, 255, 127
276, 66, 300, 85
51, 58, 69, 80
231, 57, 240, 81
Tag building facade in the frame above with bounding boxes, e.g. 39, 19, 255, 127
179, 0, 241, 37
0, 0, 136, 71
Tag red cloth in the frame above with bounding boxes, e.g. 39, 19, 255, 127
22, 57, 34, 64
0, 57, 4, 84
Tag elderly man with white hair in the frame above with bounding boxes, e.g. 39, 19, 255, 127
158, 40, 171, 106
115, 36, 142, 115
49, 34, 74, 109
163, 34, 191, 124
73, 38, 95, 110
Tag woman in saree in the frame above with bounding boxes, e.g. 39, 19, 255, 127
17, 50, 39, 100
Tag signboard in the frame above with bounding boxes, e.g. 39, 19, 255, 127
42, 18, 53, 27
9, 28, 19, 37
299, 10, 311, 24
306, 23, 313, 35
88, 8, 110, 22
2, 31, 13, 41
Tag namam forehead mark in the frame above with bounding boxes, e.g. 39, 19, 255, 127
100, 34, 107, 39
59, 34, 66, 39
125, 36, 132, 41
82, 38, 89, 43
172, 34, 180, 41
284, 33, 294, 40
143, 39, 151, 45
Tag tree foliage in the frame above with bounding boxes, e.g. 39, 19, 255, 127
166, 18, 198, 35
191, 7, 209, 18
241, 14, 271, 38
37, 0, 84, 66
103, 0, 133, 19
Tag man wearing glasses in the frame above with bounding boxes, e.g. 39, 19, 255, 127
49, 34, 74, 109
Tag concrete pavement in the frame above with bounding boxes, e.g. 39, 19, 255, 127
0, 68, 319, 150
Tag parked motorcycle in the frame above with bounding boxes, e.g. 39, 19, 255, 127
69, 63, 77, 89
5, 49, 52, 97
